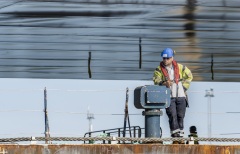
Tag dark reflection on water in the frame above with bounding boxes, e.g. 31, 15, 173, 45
0, 0, 239, 81
184, 0, 196, 38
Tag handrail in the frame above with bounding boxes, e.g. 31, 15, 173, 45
84, 126, 142, 144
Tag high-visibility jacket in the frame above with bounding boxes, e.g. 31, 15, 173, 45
153, 63, 193, 90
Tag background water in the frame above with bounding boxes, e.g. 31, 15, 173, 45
0, 0, 239, 81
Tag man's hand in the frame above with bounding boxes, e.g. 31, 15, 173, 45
165, 80, 173, 88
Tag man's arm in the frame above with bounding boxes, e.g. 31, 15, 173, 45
182, 66, 193, 90
153, 67, 164, 85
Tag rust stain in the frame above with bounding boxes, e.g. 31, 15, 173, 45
225, 147, 231, 154
0, 144, 240, 154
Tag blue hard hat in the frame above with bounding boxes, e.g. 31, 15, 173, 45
161, 48, 174, 58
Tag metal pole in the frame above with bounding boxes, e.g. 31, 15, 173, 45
208, 96, 211, 138
205, 88, 214, 140
139, 37, 142, 69
87, 107, 94, 132
123, 87, 130, 137
44, 87, 50, 144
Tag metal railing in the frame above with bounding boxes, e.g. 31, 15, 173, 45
84, 126, 142, 144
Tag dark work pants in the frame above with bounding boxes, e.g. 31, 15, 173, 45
166, 97, 186, 134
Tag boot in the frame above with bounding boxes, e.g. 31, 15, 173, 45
171, 133, 180, 144
179, 131, 185, 144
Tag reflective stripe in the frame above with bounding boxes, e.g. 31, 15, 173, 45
171, 129, 180, 134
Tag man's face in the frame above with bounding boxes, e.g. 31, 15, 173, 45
162, 57, 173, 66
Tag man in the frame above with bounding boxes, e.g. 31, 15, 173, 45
153, 48, 193, 138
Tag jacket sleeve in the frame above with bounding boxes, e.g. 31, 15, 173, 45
153, 67, 164, 85
181, 66, 193, 90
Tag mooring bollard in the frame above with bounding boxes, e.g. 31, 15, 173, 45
134, 85, 170, 139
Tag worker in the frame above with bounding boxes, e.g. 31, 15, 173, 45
153, 48, 193, 138
186, 126, 199, 144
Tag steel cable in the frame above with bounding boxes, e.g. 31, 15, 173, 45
1, 137, 240, 143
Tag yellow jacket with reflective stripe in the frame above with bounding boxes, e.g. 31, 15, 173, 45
153, 63, 193, 90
